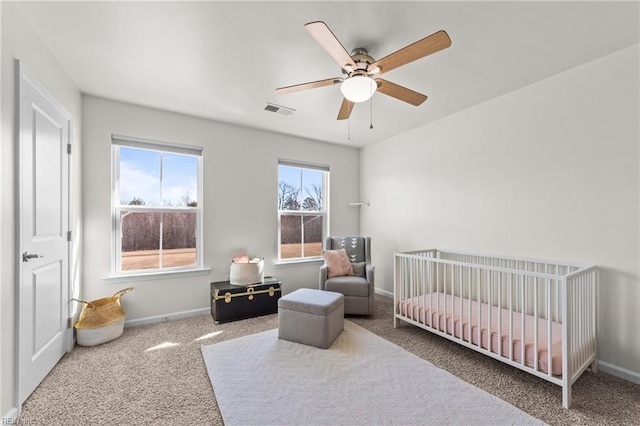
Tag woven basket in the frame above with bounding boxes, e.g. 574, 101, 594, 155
73, 287, 132, 346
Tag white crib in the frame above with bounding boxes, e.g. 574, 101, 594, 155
394, 249, 598, 409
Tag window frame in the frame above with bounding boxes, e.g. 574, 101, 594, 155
111, 134, 204, 277
277, 159, 329, 263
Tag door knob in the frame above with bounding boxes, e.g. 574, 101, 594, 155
22, 252, 43, 262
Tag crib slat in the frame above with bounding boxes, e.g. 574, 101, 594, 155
477, 268, 481, 348
534, 276, 539, 372
592, 269, 598, 372
570, 278, 580, 372
416, 257, 420, 323
468, 267, 472, 344
498, 271, 502, 357
408, 257, 412, 321
520, 275, 526, 369
402, 256, 405, 317
459, 265, 463, 341
547, 278, 552, 377
556, 264, 560, 322
444, 263, 448, 334
581, 275, 585, 367
433, 262, 437, 328
577, 276, 582, 368
450, 264, 455, 336
488, 269, 492, 354
509, 272, 514, 362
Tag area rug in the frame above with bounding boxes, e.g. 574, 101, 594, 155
201, 320, 545, 426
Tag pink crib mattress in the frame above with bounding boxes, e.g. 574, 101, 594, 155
399, 293, 563, 375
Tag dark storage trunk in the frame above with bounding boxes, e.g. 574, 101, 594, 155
210, 278, 281, 324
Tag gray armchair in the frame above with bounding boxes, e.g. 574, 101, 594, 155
319, 236, 374, 315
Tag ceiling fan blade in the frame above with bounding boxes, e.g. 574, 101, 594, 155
276, 77, 342, 94
370, 30, 451, 75
305, 21, 357, 71
337, 98, 355, 120
375, 79, 428, 106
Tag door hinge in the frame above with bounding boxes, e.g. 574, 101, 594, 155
67, 230, 72, 242
67, 317, 73, 329
67, 143, 72, 155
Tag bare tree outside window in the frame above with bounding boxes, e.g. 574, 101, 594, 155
277, 163, 327, 260
114, 142, 201, 273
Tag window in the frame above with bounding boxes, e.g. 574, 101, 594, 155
112, 135, 203, 275
277, 159, 329, 262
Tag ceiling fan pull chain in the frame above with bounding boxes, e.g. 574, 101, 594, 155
370, 92, 374, 130
348, 116, 351, 141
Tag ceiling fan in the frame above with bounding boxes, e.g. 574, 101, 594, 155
276, 21, 451, 120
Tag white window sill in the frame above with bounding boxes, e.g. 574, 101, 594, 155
102, 267, 211, 284
273, 258, 324, 268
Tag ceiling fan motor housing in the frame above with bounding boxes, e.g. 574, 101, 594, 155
343, 48, 376, 76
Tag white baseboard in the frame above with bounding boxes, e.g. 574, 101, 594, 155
375, 288, 393, 298
598, 360, 640, 384
3, 407, 18, 421
124, 307, 209, 328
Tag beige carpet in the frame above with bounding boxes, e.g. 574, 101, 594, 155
202, 320, 544, 425
17, 295, 640, 425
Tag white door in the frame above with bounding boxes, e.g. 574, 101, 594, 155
17, 62, 72, 405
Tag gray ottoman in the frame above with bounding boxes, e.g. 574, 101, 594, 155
278, 288, 344, 349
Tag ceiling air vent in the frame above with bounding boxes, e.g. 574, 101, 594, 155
264, 102, 295, 116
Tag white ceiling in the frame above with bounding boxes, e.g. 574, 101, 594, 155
16, 1, 640, 147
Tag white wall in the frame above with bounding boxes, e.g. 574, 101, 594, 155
82, 96, 360, 322
361, 45, 640, 378
1, 2, 83, 416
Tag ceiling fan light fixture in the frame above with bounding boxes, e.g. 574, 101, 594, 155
340, 75, 377, 103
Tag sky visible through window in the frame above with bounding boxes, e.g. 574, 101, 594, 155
279, 165, 323, 210
119, 147, 198, 206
